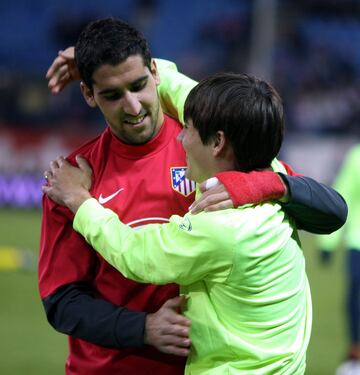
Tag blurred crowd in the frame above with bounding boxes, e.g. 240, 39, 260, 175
0, 0, 359, 135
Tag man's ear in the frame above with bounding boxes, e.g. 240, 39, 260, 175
150, 59, 160, 86
80, 82, 97, 108
212, 131, 227, 157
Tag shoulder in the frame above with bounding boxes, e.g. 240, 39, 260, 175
223, 203, 291, 240
164, 114, 182, 129
348, 144, 360, 161
170, 203, 288, 240
66, 130, 109, 164
154, 58, 178, 72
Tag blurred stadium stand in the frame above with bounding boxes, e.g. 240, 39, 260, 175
1, 0, 360, 207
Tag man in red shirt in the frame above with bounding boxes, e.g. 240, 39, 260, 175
40, 17, 347, 375
40, 18, 194, 375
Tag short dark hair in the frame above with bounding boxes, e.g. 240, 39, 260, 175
75, 17, 152, 89
184, 73, 284, 172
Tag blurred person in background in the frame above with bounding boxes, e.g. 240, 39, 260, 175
319, 144, 360, 374
41, 17, 347, 375
43, 72, 311, 374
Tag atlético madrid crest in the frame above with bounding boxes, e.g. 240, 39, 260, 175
171, 167, 196, 197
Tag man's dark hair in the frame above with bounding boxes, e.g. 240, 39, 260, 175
75, 17, 152, 89
184, 73, 284, 172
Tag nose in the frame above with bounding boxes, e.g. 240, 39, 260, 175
177, 129, 185, 143
123, 91, 142, 116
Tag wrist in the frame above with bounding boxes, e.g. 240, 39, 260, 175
216, 170, 286, 207
277, 173, 290, 203
65, 191, 92, 214
143, 313, 153, 345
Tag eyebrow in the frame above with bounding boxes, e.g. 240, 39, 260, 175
97, 75, 149, 96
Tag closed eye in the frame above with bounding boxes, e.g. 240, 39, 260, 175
131, 78, 148, 92
103, 92, 122, 101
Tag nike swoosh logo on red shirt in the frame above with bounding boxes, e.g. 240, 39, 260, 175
98, 188, 124, 204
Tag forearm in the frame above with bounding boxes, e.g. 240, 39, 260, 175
73, 199, 154, 283
74, 199, 232, 285
42, 282, 146, 348
280, 174, 348, 234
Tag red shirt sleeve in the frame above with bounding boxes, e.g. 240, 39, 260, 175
38, 194, 97, 299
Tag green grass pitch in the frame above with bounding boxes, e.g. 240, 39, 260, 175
0, 208, 347, 374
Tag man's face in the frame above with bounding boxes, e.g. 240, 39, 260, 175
179, 119, 214, 183
83, 55, 163, 145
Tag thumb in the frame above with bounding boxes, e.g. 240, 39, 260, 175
76, 155, 92, 174
163, 295, 187, 309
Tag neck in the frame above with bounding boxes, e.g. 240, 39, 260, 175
198, 159, 236, 184
153, 107, 165, 138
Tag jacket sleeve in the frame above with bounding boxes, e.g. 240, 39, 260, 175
73, 199, 235, 286
279, 174, 348, 234
39, 195, 146, 348
156, 58, 197, 124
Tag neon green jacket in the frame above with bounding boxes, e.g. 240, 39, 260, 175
156, 58, 196, 124
73, 159, 312, 375
318, 144, 360, 251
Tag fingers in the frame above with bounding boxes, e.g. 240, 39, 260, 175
50, 62, 68, 82
160, 319, 190, 339
162, 295, 186, 309
41, 181, 64, 206
162, 296, 191, 326
190, 179, 233, 214
145, 295, 192, 356
46, 47, 74, 79
167, 311, 191, 329
43, 155, 92, 193
153, 321, 191, 357
41, 184, 49, 194
49, 68, 69, 89
43, 170, 52, 185
198, 199, 234, 213
49, 159, 60, 174
75, 155, 92, 174
58, 46, 75, 60
161, 344, 190, 357
48, 65, 70, 94
160, 334, 191, 356
54, 71, 71, 93
190, 191, 231, 214
46, 48, 75, 94
43, 169, 51, 179
49, 156, 68, 172
190, 195, 228, 214
46, 54, 67, 80
41, 172, 58, 202
56, 156, 66, 167
43, 156, 67, 183
46, 47, 79, 95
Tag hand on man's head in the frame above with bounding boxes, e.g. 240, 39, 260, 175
46, 47, 80, 94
